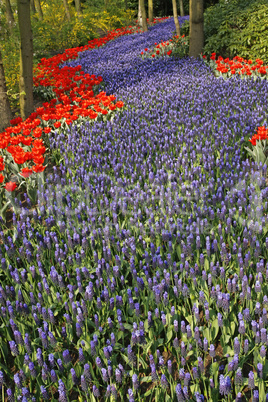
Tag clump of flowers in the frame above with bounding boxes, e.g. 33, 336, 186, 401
0, 27, 133, 194
140, 34, 188, 59
169, 33, 189, 58
0, 16, 170, 214
245, 126, 268, 166
0, 24, 138, 217
140, 40, 173, 59
204, 54, 268, 80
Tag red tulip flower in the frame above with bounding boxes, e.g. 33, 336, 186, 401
5, 182, 17, 192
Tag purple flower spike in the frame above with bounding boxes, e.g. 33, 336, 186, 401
161, 374, 169, 388
128, 389, 135, 402
62, 349, 71, 364
173, 337, 179, 349
209, 344, 215, 358
236, 393, 243, 402
48, 353, 55, 368
7, 388, 15, 402
50, 369, 57, 383
195, 392, 205, 402
81, 374, 87, 392
253, 390, 259, 402
132, 373, 139, 390
101, 368, 109, 382
244, 339, 249, 354
9, 341, 19, 357
167, 359, 172, 374
219, 375, 232, 396
234, 337, 240, 354
260, 345, 266, 358
93, 385, 100, 397
40, 385, 49, 400
83, 363, 92, 381
115, 368, 122, 383
0, 370, 4, 386
29, 362, 37, 378
248, 371, 255, 389
176, 383, 187, 401
14, 373, 22, 389
235, 368, 243, 385
111, 384, 117, 399
71, 368, 79, 385
257, 363, 263, 378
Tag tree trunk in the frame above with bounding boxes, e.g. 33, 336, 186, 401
140, 0, 148, 32
74, 0, 82, 16
172, 0, 180, 36
4, 0, 15, 31
148, 0, 153, 23
138, 0, 142, 27
0, 48, 12, 132
30, 0, 36, 13
62, 0, 71, 21
189, 0, 204, 58
34, 0, 43, 20
17, 0, 34, 120
179, 0, 184, 16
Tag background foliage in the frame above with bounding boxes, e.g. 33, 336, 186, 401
32, 0, 135, 55
126, 0, 220, 18
203, 0, 268, 63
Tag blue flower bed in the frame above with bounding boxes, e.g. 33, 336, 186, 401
1, 16, 268, 401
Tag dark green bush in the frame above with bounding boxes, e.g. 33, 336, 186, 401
180, 19, 189, 37
204, 0, 268, 63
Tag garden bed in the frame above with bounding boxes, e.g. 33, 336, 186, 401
0, 15, 268, 402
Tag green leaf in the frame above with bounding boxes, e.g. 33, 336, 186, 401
144, 388, 155, 397
230, 321, 236, 335
211, 318, 219, 341
146, 340, 154, 354
166, 328, 173, 343
120, 354, 129, 365
157, 338, 164, 346
210, 361, 219, 376
139, 356, 147, 369
141, 376, 152, 383
164, 394, 172, 401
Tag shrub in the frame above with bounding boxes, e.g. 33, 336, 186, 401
204, 0, 268, 63
0, 34, 20, 109
180, 19, 189, 37
32, 0, 133, 55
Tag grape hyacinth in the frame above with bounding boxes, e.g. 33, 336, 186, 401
0, 12, 268, 402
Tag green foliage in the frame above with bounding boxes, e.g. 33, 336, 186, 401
104, 0, 136, 27
32, 0, 135, 55
204, 0, 268, 63
126, 0, 216, 18
245, 140, 268, 166
204, 0, 252, 39
0, 1, 20, 108
0, 35, 20, 110
180, 19, 189, 37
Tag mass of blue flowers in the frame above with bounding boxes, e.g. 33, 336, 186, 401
1, 16, 268, 401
